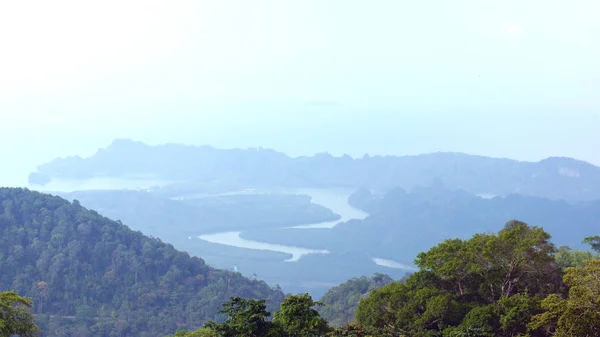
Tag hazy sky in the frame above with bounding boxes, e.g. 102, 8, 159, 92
1, 0, 599, 186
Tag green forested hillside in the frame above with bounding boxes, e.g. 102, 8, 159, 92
318, 273, 394, 327
0, 188, 285, 337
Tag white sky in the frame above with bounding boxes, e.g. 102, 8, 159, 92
1, 0, 599, 185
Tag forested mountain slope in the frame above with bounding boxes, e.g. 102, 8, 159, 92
318, 273, 394, 327
0, 188, 284, 337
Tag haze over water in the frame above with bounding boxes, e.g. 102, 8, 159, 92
2, 1, 600, 187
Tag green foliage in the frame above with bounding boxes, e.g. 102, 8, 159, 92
454, 305, 498, 335
554, 246, 596, 269
318, 274, 393, 327
415, 238, 478, 297
355, 282, 410, 330
199, 294, 331, 337
0, 291, 40, 337
0, 188, 284, 336
443, 325, 495, 337
273, 293, 331, 337
326, 324, 401, 337
356, 221, 562, 337
171, 328, 219, 337
416, 220, 560, 301
497, 293, 542, 336
529, 260, 600, 336
196, 294, 331, 337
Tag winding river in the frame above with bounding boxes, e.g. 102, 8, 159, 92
199, 188, 416, 270
31, 177, 415, 270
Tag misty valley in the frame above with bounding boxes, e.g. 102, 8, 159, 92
40, 182, 411, 297
3, 3, 600, 335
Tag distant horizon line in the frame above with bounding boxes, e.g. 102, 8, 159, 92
43, 137, 595, 167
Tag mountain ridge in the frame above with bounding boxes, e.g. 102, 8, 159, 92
44, 138, 598, 164
31, 139, 600, 202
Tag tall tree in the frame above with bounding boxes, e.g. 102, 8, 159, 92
357, 221, 562, 336
272, 293, 331, 337
204, 297, 274, 337
583, 236, 600, 253
488, 221, 559, 299
416, 220, 560, 302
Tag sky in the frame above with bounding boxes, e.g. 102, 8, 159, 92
1, 0, 599, 186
